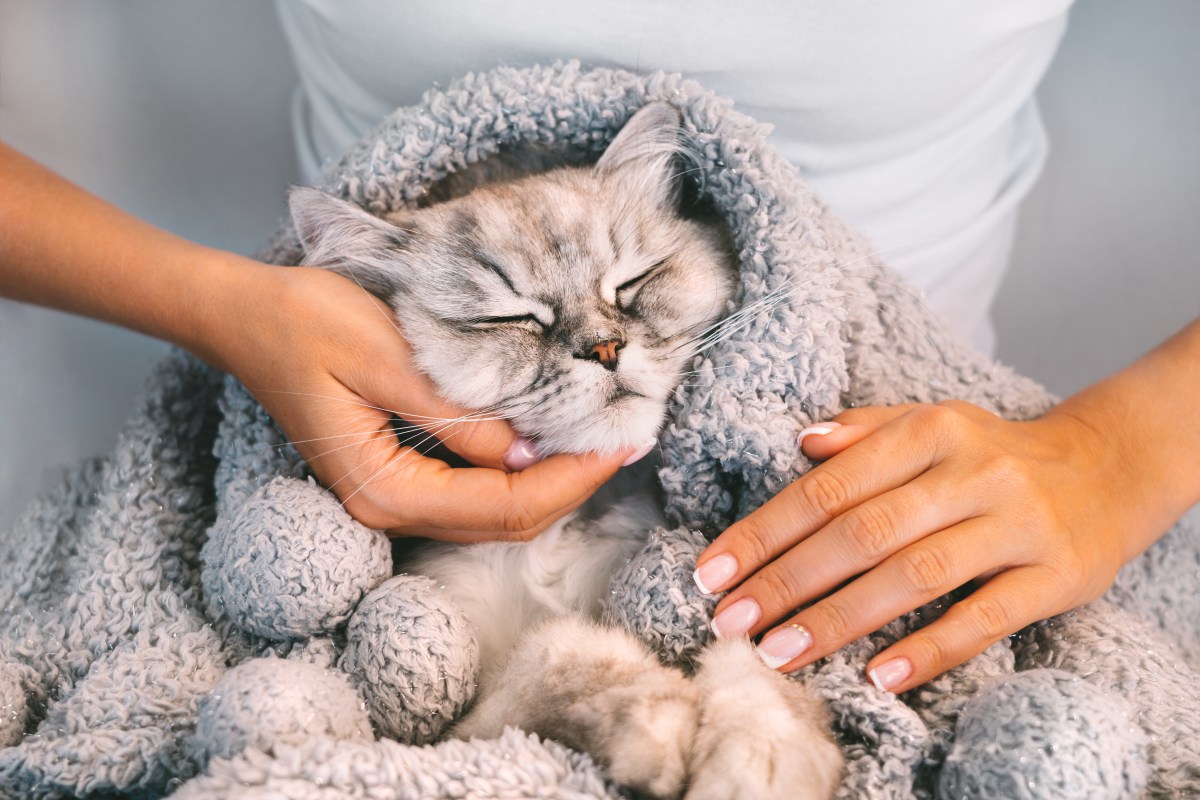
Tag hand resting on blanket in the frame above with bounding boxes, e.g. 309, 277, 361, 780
696, 318, 1200, 694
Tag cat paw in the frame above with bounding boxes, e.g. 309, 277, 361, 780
600, 679, 697, 800
685, 639, 843, 800
457, 618, 699, 799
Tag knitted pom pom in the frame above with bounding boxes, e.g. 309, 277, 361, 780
200, 476, 392, 641
338, 574, 480, 745
938, 669, 1149, 800
602, 526, 717, 667
193, 658, 374, 767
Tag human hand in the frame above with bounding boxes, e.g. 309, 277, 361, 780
692, 399, 1150, 694
209, 263, 638, 542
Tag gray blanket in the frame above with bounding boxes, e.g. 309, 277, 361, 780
3, 62, 1199, 799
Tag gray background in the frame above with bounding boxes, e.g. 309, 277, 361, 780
1, 0, 1197, 529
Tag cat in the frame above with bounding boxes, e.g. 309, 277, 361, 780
289, 103, 843, 800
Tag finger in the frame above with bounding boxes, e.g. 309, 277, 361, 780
862, 566, 1059, 694
388, 489, 595, 544
709, 464, 991, 637
293, 392, 401, 489
369, 374, 518, 472
800, 404, 918, 460
694, 405, 953, 594
339, 444, 633, 537
334, 297, 520, 471
748, 518, 1020, 672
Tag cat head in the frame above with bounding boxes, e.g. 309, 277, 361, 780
289, 103, 736, 455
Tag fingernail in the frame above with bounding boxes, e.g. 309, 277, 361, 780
709, 597, 760, 639
693, 553, 738, 595
621, 437, 657, 467
503, 436, 543, 471
868, 657, 913, 693
756, 624, 813, 670
798, 421, 841, 445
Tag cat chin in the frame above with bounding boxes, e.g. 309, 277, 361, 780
526, 395, 665, 456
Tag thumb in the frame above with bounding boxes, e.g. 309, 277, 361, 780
799, 404, 917, 460
362, 369, 519, 471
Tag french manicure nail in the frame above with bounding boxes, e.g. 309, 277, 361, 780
693, 553, 738, 595
797, 421, 841, 445
621, 437, 657, 467
503, 436, 543, 471
868, 657, 913, 693
709, 597, 761, 639
756, 624, 813, 670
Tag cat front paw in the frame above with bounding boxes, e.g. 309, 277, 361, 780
685, 639, 843, 800
604, 683, 697, 800
456, 618, 700, 799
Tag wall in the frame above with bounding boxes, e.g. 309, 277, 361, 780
994, 0, 1200, 394
0, 0, 298, 527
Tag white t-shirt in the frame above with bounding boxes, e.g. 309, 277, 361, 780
275, 0, 1073, 352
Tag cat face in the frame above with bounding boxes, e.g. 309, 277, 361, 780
290, 104, 736, 454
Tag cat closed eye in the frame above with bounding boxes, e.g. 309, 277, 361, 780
615, 261, 665, 308
468, 314, 546, 332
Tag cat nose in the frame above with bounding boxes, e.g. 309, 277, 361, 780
583, 338, 624, 371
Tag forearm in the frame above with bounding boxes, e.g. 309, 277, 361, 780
0, 142, 267, 371
1044, 317, 1200, 560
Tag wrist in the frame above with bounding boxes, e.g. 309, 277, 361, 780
1041, 375, 1197, 563
157, 247, 281, 375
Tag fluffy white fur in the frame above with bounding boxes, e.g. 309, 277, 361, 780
291, 103, 843, 798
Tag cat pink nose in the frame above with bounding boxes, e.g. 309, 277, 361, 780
588, 339, 624, 370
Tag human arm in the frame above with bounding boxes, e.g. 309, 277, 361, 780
0, 142, 633, 540
693, 317, 1200, 692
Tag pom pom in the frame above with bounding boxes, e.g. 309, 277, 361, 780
939, 669, 1148, 800
193, 658, 373, 766
602, 526, 717, 667
201, 476, 392, 641
339, 575, 479, 744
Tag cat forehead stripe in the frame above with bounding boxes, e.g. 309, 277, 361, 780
476, 254, 519, 296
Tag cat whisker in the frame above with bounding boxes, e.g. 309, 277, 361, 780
683, 282, 950, 368
324, 429, 405, 494
674, 362, 741, 380
667, 280, 797, 354
256, 389, 518, 426
676, 362, 740, 376
335, 422, 480, 510
270, 428, 397, 450
668, 236, 956, 361
677, 236, 949, 352
334, 448, 408, 509
307, 431, 405, 463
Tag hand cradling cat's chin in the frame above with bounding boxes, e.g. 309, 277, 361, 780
222, 263, 635, 542
289, 102, 735, 470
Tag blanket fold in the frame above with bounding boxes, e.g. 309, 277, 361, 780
3, 61, 1198, 799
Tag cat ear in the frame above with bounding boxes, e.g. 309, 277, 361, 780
288, 186, 408, 297
595, 102, 687, 208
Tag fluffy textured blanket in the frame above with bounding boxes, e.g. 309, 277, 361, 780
3, 62, 1199, 799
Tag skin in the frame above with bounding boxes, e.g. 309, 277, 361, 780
697, 318, 1200, 693
0, 143, 635, 542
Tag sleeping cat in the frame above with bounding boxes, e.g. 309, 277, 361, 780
289, 103, 843, 800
